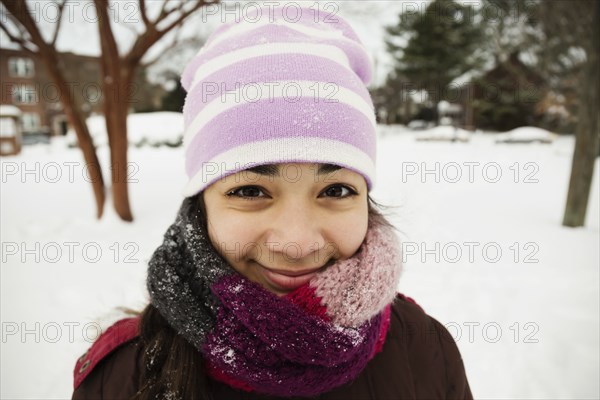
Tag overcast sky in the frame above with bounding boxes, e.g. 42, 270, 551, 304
1, 1, 417, 86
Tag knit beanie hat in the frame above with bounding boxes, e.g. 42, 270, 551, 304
180, 5, 376, 197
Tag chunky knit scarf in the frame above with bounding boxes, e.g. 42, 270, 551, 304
147, 197, 402, 397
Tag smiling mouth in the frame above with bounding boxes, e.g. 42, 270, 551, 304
255, 257, 336, 276
254, 260, 334, 291
261, 265, 324, 277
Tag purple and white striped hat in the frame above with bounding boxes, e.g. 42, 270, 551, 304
180, 5, 376, 197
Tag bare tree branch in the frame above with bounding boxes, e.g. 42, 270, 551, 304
125, 0, 215, 66
119, 16, 142, 38
5, 10, 36, 44
0, 2, 41, 54
0, 20, 37, 54
50, 0, 67, 47
1, 0, 49, 50
154, 0, 185, 27
158, 1, 211, 37
139, 0, 151, 28
93, 0, 121, 72
1, 0, 107, 219
153, 0, 170, 25
140, 24, 183, 68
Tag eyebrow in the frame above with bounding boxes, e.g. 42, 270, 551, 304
245, 163, 342, 177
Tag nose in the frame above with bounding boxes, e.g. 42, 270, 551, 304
263, 201, 328, 264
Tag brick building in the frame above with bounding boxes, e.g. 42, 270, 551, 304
0, 47, 166, 138
0, 48, 104, 136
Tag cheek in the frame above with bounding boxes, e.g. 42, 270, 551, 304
327, 209, 369, 259
206, 210, 258, 263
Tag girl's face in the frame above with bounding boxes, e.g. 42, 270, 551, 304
203, 162, 369, 297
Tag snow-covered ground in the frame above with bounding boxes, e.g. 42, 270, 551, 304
1, 122, 598, 399
65, 111, 184, 147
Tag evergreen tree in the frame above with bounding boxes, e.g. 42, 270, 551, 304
478, 0, 598, 227
161, 77, 186, 113
385, 0, 484, 117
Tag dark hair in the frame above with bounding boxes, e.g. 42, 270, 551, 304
132, 192, 394, 399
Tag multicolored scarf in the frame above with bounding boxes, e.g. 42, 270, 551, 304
147, 197, 402, 397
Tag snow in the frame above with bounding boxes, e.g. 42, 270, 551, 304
0, 118, 20, 138
414, 125, 472, 142
495, 126, 557, 144
1, 120, 598, 399
0, 105, 22, 117
437, 100, 462, 114
65, 112, 184, 147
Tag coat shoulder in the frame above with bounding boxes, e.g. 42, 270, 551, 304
390, 292, 474, 399
72, 317, 142, 399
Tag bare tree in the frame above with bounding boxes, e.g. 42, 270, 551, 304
1, 0, 217, 221
1, 0, 106, 218
94, 0, 216, 221
537, 1, 600, 227
474, 1, 598, 226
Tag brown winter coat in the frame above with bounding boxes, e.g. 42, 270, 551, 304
72, 294, 473, 399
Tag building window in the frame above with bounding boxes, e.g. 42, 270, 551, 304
8, 57, 35, 77
21, 113, 40, 132
12, 84, 37, 104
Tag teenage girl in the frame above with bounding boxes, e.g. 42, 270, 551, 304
72, 5, 472, 399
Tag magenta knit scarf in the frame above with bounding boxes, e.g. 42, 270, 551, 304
147, 198, 402, 397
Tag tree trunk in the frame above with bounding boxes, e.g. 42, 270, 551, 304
45, 57, 105, 219
96, 0, 133, 222
100, 66, 134, 222
60, 92, 106, 219
562, 0, 600, 227
92, 0, 212, 221
109, 74, 134, 222
1, 0, 105, 219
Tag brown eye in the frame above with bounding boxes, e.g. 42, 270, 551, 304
321, 185, 357, 199
227, 186, 266, 200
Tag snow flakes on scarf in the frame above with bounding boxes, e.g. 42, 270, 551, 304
146, 197, 402, 396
